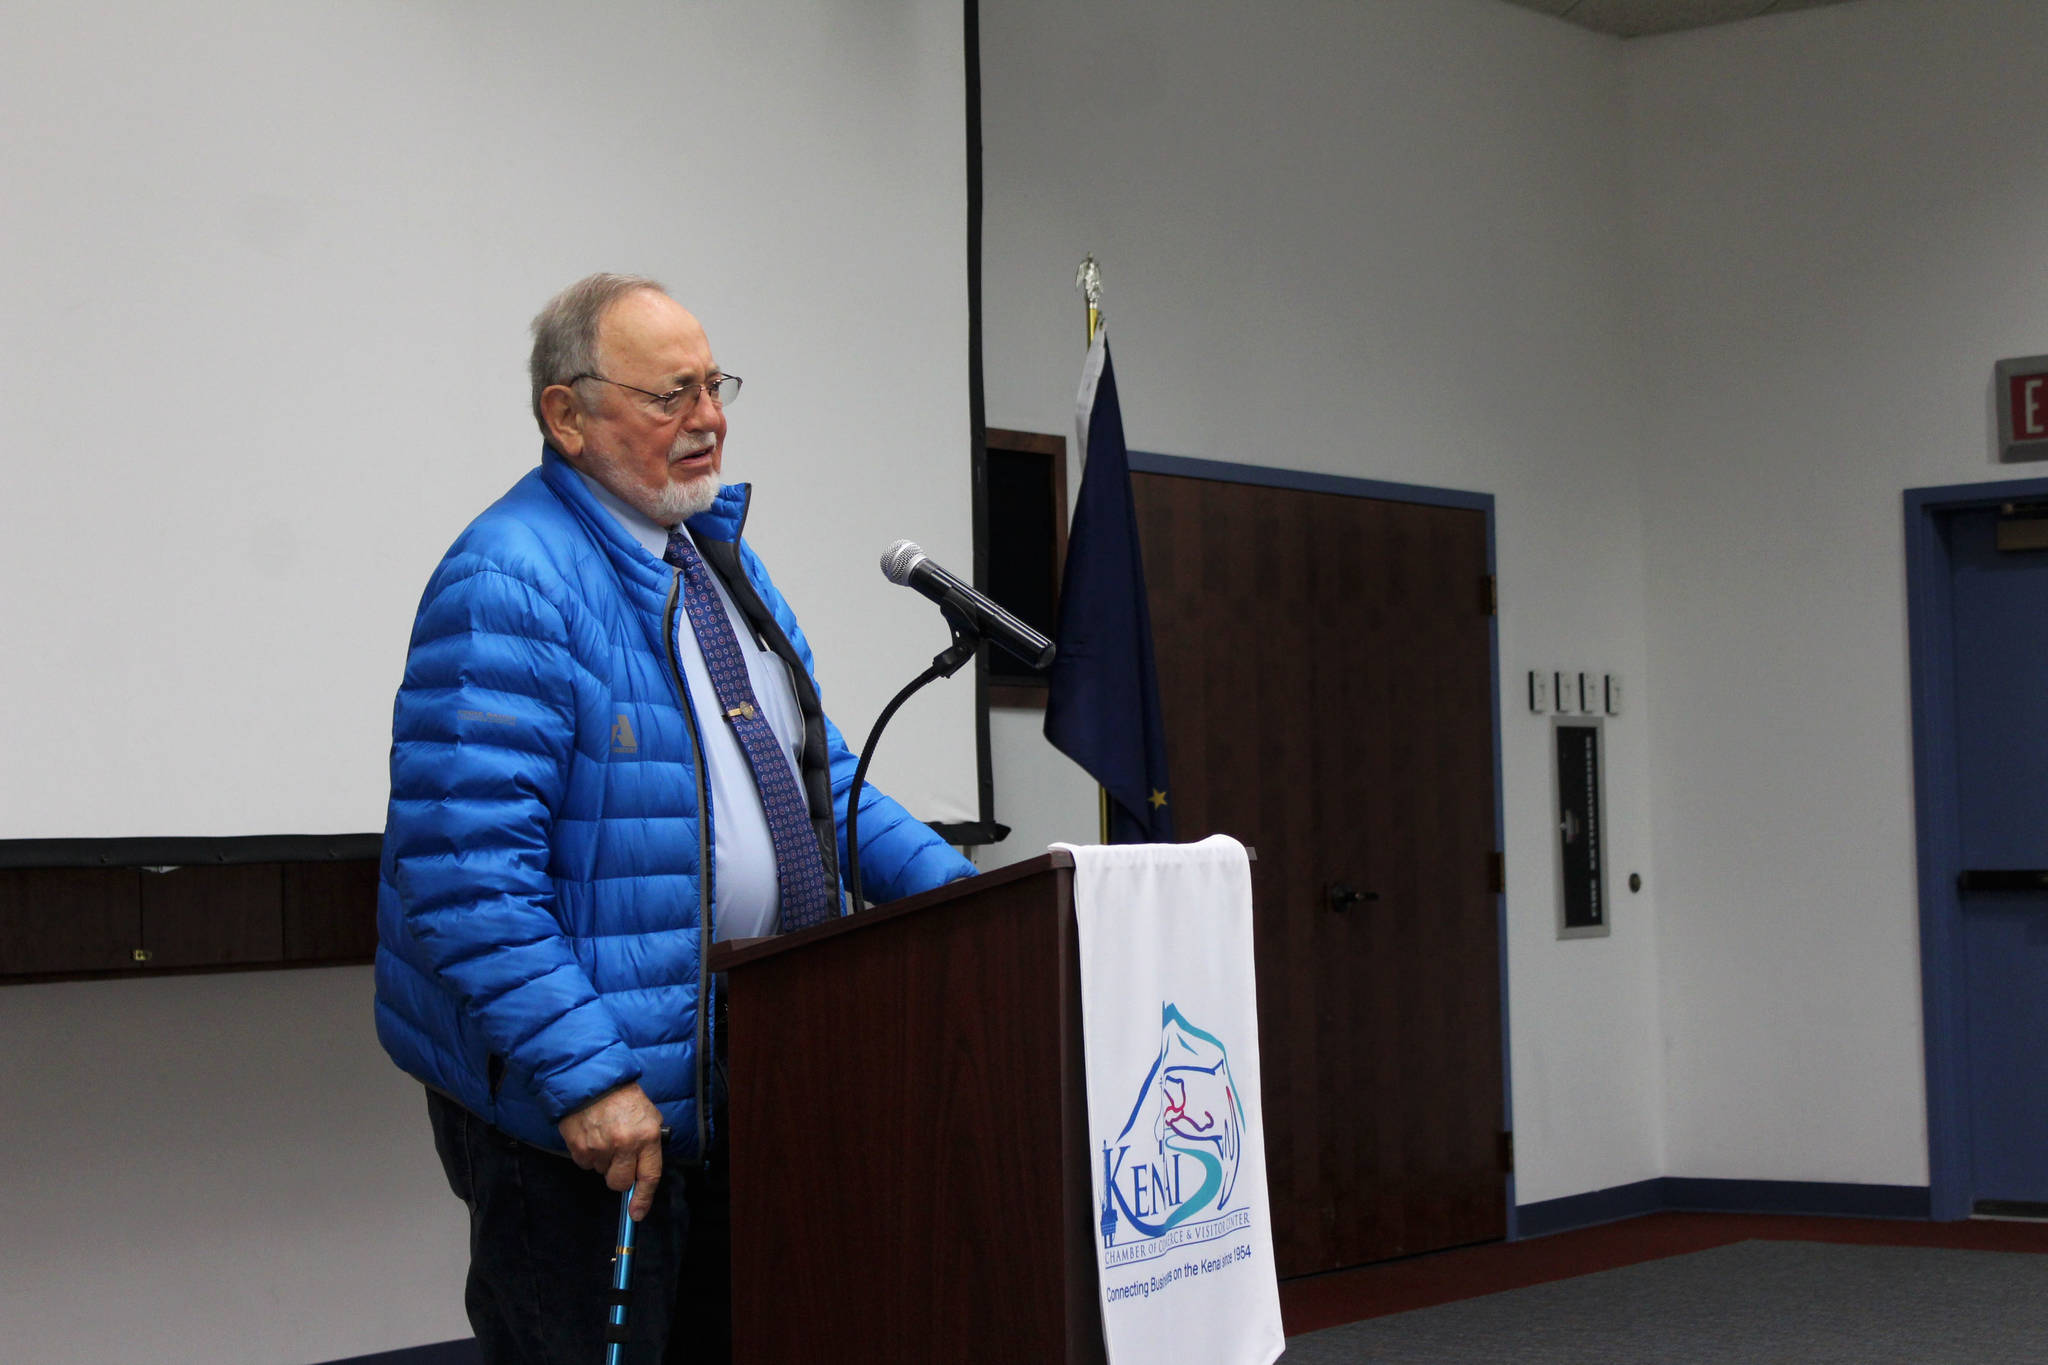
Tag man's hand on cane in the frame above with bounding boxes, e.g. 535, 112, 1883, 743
560, 1082, 665, 1221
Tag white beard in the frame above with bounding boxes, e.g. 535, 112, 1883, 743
647, 468, 721, 523
582, 430, 722, 526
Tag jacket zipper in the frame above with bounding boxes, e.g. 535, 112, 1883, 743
662, 568, 714, 1163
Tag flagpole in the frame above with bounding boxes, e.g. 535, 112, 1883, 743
1076, 255, 1110, 843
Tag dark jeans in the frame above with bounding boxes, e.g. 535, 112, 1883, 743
428, 1090, 731, 1365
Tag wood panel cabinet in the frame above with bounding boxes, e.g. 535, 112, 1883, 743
0, 867, 144, 975
283, 860, 382, 962
139, 864, 286, 968
0, 858, 379, 984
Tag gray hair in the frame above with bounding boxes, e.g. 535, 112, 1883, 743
528, 272, 669, 435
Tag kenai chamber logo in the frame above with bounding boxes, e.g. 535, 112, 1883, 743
1099, 1003, 1254, 1266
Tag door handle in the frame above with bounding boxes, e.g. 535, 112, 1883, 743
1326, 882, 1381, 913
1958, 870, 2048, 892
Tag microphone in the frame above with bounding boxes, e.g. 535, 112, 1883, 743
881, 540, 1057, 669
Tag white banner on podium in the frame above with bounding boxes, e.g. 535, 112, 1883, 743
1056, 836, 1285, 1365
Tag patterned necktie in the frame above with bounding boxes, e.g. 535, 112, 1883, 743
664, 528, 838, 932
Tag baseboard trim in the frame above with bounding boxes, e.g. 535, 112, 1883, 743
1516, 1179, 1667, 1238
317, 1341, 478, 1365
1660, 1177, 1930, 1220
1517, 1177, 1933, 1239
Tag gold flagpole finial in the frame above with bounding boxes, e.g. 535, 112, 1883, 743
1076, 255, 1103, 345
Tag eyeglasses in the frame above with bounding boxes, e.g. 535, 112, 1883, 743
570, 372, 744, 416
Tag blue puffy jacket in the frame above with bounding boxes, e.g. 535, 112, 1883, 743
374, 449, 976, 1156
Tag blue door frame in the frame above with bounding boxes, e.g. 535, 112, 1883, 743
1904, 474, 2048, 1220
1126, 450, 1515, 1238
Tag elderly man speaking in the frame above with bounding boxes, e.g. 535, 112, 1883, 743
374, 273, 976, 1363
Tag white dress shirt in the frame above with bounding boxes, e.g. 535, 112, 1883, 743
575, 471, 808, 941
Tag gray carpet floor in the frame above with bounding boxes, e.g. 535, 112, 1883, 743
1281, 1239, 2048, 1363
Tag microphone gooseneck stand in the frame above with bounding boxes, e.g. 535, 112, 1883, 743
844, 595, 981, 911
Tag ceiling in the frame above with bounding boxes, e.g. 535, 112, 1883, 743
1495, 0, 1869, 39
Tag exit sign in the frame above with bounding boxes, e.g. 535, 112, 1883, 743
1997, 355, 2048, 462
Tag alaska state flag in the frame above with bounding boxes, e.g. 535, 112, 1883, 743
1044, 331, 1174, 843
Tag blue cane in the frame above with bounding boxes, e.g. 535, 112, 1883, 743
604, 1184, 638, 1365
604, 1126, 668, 1364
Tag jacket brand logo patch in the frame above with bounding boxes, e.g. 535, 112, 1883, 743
611, 715, 638, 754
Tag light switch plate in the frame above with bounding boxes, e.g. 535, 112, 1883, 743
1529, 669, 1552, 713
1579, 671, 1600, 714
1605, 673, 1623, 716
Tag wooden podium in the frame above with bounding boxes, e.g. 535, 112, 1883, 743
709, 851, 1107, 1365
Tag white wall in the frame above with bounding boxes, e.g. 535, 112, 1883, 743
1626, 0, 2048, 1184
0, 0, 977, 839
0, 969, 468, 1364
978, 0, 1669, 1204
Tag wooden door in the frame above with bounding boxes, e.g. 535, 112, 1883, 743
1132, 471, 1504, 1276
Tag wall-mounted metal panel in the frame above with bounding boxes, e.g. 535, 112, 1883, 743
1555, 719, 1610, 939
